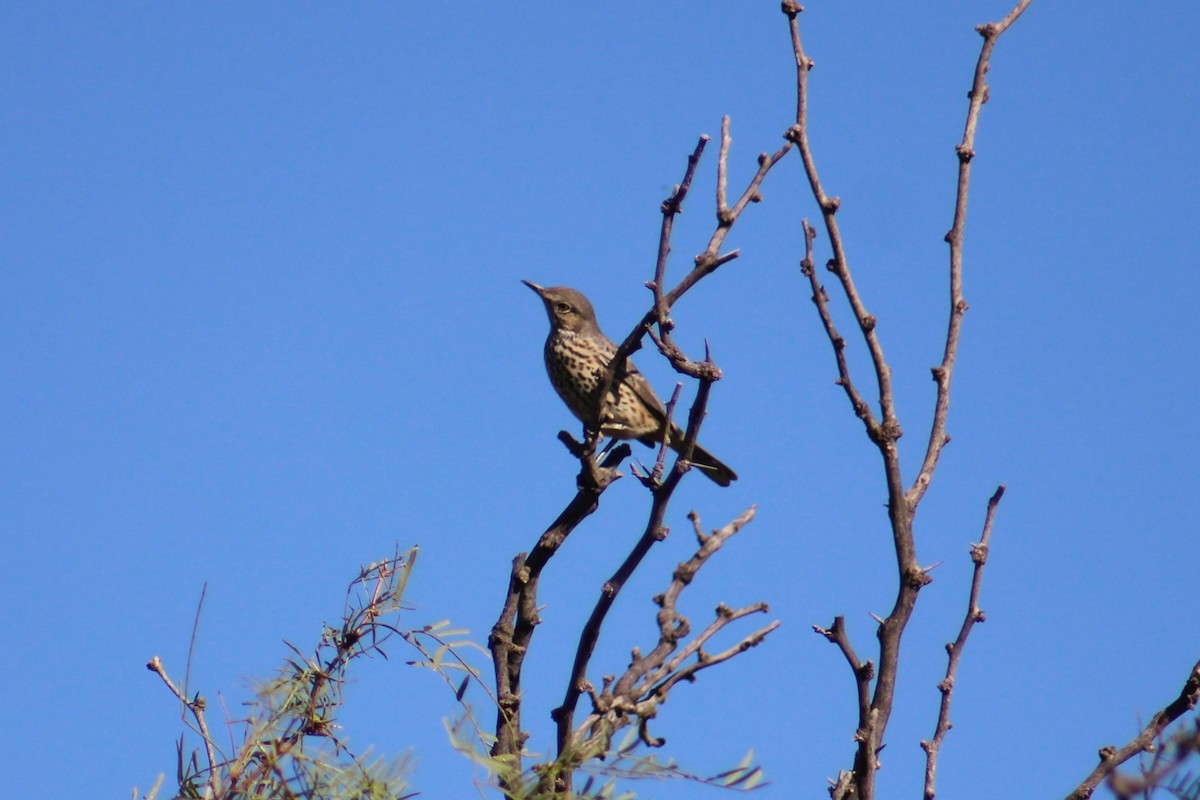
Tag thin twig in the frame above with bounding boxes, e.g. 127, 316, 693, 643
651, 383, 684, 485
1065, 661, 1200, 800
147, 656, 219, 798
908, 1, 1035, 510
813, 617, 874, 749
921, 485, 1006, 800
653, 136, 710, 329
183, 582, 206, 705
799, 220, 876, 430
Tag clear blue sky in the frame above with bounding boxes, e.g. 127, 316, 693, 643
3, 3, 1198, 798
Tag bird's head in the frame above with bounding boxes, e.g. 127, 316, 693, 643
522, 281, 599, 334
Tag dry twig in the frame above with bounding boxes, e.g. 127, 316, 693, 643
491, 119, 789, 796
784, 2, 1031, 797
1065, 661, 1200, 800
920, 486, 1006, 800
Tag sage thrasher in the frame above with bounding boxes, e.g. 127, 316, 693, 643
523, 281, 737, 486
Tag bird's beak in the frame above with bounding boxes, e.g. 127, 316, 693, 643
521, 279, 545, 297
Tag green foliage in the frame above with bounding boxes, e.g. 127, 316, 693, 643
142, 548, 419, 800
143, 543, 770, 800
436, 700, 767, 800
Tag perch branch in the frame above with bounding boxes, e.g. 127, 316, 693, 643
554, 367, 719, 751
489, 443, 630, 768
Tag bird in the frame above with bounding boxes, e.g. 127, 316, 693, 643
523, 280, 737, 486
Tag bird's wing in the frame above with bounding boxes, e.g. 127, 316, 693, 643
596, 334, 666, 423
623, 359, 666, 421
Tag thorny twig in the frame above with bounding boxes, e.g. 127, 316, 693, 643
920, 486, 1006, 800
542, 507, 776, 794
493, 116, 789, 794
784, 2, 1031, 797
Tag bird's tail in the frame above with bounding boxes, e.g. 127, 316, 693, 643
665, 426, 737, 487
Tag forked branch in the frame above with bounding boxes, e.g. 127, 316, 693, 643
497, 122, 787, 796
783, 2, 1031, 798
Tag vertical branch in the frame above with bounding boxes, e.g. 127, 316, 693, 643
908, 1, 1035, 509
783, 3, 1033, 798
783, 7, 916, 797
653, 136, 710, 328
920, 486, 1006, 800
783, 1, 903, 457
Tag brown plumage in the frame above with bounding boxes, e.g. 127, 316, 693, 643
523, 281, 737, 487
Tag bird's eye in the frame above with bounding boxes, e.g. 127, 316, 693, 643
555, 302, 572, 314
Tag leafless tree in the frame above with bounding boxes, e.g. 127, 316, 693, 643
483, 2, 1200, 799
146, 5, 1199, 800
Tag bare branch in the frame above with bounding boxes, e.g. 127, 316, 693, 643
813, 617, 874, 757
488, 443, 629, 768
921, 485, 1006, 800
1106, 721, 1200, 799
147, 656, 219, 797
565, 506, 777, 759
602, 119, 789, 426
553, 367, 720, 756
616, 506, 759, 699
783, 3, 902, 458
783, 3, 1032, 797
653, 135, 710, 329
1065, 661, 1200, 800
799, 219, 878, 434
908, 1, 1035, 510
650, 383, 685, 485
